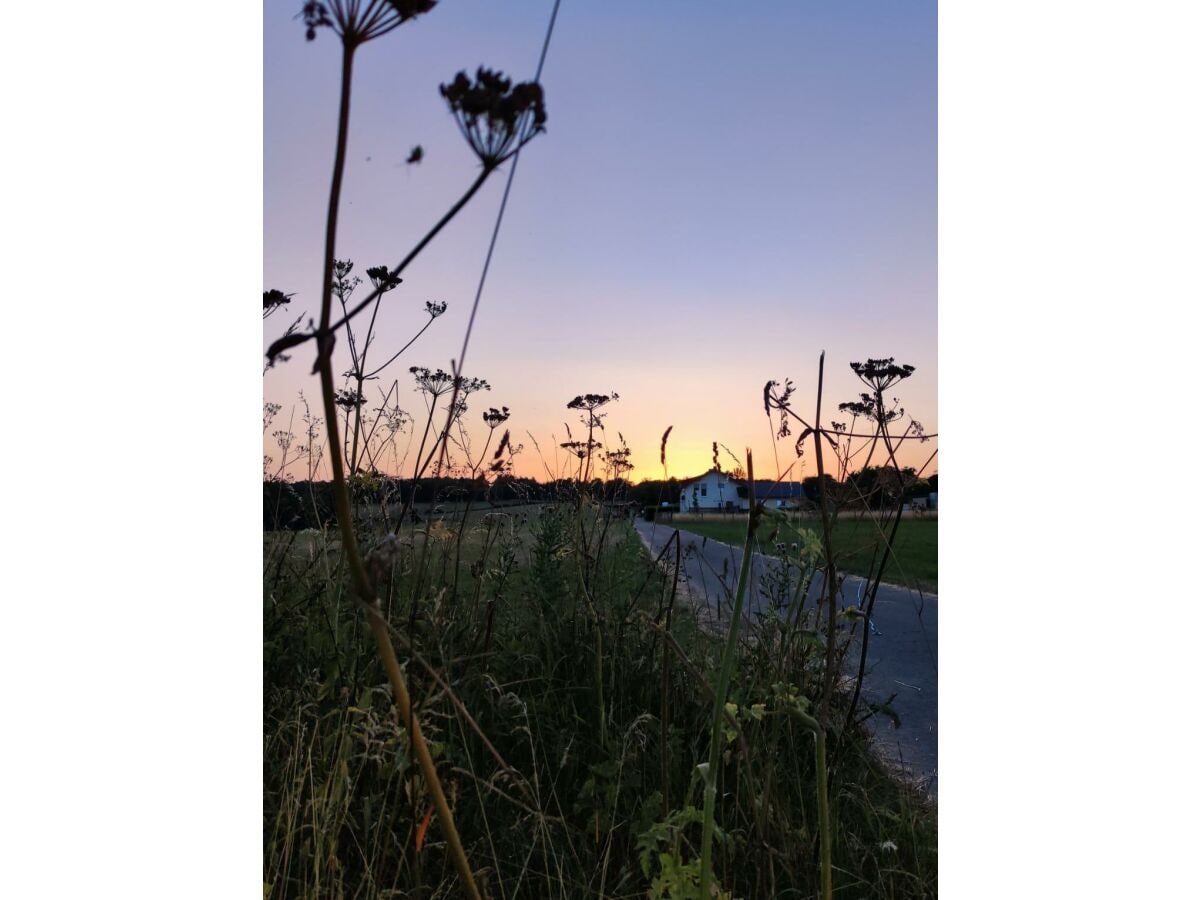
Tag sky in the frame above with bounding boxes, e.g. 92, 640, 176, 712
264, 0, 937, 484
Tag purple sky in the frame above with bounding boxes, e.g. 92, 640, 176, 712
264, 0, 936, 481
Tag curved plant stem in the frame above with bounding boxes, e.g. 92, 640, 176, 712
313, 40, 481, 900
781, 699, 833, 900
326, 169, 490, 335
699, 451, 760, 900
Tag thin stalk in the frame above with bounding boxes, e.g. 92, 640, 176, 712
811, 352, 840, 726
814, 727, 833, 900
699, 451, 760, 900
573, 535, 608, 750
363, 313, 438, 380
355, 378, 399, 475
349, 375, 365, 476
780, 699, 833, 900
327, 168, 490, 336
660, 531, 680, 819
450, 426, 496, 600
842, 410, 926, 730
808, 352, 837, 900
312, 41, 480, 900
842, 506, 905, 730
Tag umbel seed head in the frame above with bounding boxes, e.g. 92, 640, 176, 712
441, 67, 547, 167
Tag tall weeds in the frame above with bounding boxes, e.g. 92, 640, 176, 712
264, 5, 553, 896
698, 452, 760, 899
265, 7, 937, 898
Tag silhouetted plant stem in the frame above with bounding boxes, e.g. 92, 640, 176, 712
660, 530, 680, 819
311, 42, 481, 900
354, 378, 399, 474
573, 515, 609, 750
363, 314, 438, 380
811, 354, 839, 722
450, 424, 497, 601
328, 169, 490, 336
348, 375, 365, 477
699, 451, 760, 900
842, 407, 925, 732
809, 351, 837, 900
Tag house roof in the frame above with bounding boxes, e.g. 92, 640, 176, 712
677, 468, 727, 486
742, 481, 806, 500
676, 472, 806, 499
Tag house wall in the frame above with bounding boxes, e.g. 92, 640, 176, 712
679, 471, 740, 510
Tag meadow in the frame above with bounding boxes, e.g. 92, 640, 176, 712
263, 6, 937, 895
668, 514, 938, 594
264, 497, 938, 898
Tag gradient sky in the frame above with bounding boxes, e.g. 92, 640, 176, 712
264, 0, 936, 483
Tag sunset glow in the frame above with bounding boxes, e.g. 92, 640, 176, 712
264, 0, 936, 484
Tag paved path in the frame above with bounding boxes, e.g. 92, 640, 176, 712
634, 518, 938, 796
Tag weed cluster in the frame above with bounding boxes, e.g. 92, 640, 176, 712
264, 5, 936, 896
265, 496, 936, 898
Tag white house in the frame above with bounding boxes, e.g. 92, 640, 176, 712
678, 469, 807, 512
679, 469, 742, 511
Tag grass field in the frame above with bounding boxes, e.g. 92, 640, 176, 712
670, 514, 937, 593
264, 501, 938, 897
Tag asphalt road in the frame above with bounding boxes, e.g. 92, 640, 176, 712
633, 518, 938, 795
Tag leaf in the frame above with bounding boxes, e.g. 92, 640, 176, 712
265, 331, 309, 363
870, 702, 902, 729
414, 804, 435, 852
794, 426, 813, 459
798, 629, 823, 647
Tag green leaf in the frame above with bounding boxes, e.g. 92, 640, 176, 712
870, 702, 902, 729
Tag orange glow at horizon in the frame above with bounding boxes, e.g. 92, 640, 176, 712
263, 5, 936, 488
263, 366, 938, 485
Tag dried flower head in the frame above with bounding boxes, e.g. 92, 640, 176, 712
482, 406, 511, 428
425, 300, 447, 318
300, 0, 436, 45
366, 266, 402, 293
838, 392, 903, 425
335, 388, 366, 411
410, 366, 455, 396
263, 289, 294, 318
455, 375, 490, 396
331, 259, 361, 302
764, 378, 798, 439
570, 393, 615, 424
300, 2, 334, 40
603, 444, 634, 479
849, 358, 915, 392
440, 67, 547, 168
567, 393, 615, 411
560, 439, 601, 460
